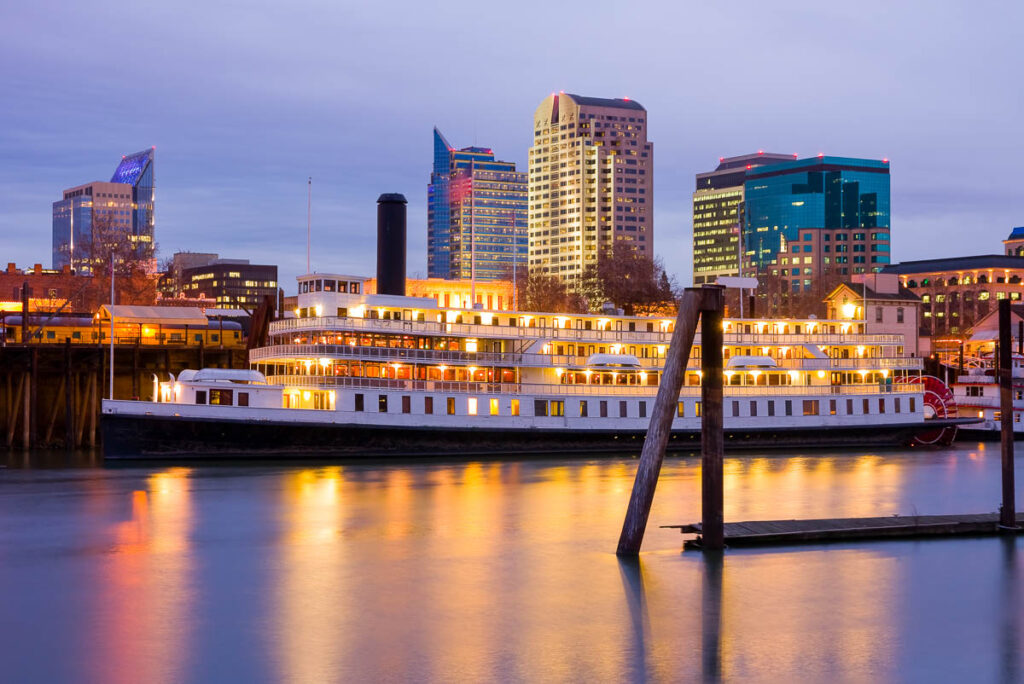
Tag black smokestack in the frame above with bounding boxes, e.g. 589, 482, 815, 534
376, 193, 407, 296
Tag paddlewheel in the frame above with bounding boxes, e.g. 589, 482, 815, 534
896, 375, 958, 446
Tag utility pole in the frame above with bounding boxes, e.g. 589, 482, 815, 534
307, 177, 312, 274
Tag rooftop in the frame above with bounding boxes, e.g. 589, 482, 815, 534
746, 155, 890, 178
882, 255, 1024, 274
1006, 227, 1024, 240
564, 93, 646, 111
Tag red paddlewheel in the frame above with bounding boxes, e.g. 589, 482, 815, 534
896, 375, 958, 446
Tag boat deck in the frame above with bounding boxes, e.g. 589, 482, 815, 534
666, 513, 1024, 548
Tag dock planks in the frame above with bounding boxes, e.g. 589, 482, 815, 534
666, 513, 1024, 549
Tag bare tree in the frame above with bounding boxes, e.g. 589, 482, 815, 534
580, 242, 678, 315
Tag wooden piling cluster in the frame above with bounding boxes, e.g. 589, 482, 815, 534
0, 341, 245, 450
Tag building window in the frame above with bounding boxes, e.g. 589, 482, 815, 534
447, 397, 456, 415
875, 307, 883, 322
897, 307, 904, 323
424, 396, 433, 414
379, 395, 388, 413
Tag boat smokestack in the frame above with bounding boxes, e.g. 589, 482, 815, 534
376, 193, 407, 296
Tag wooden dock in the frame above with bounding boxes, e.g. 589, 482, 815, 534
667, 513, 1024, 549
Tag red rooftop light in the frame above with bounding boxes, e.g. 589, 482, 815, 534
623, 96, 630, 101
746, 164, 752, 169
818, 153, 825, 158
758, 150, 764, 154
882, 158, 889, 163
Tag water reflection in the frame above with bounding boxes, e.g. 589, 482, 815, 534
999, 537, 1019, 684
92, 467, 193, 684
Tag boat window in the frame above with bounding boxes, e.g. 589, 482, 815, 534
878, 398, 885, 414
424, 397, 433, 414
829, 400, 837, 416
619, 401, 627, 418
402, 396, 411, 414
468, 398, 478, 415
355, 394, 364, 412
550, 400, 564, 417
863, 398, 870, 414
447, 397, 455, 415
910, 398, 916, 413
785, 400, 792, 416
847, 399, 853, 414
750, 401, 757, 417
379, 395, 388, 412
580, 400, 589, 418
600, 401, 608, 418
351, 282, 360, 294
732, 401, 739, 417
490, 399, 499, 416
677, 402, 685, 417
639, 401, 647, 418
895, 398, 901, 413
535, 400, 548, 417
803, 400, 819, 416
209, 389, 233, 405
195, 390, 207, 405
767, 401, 774, 417
510, 399, 519, 416
696, 401, 702, 417
238, 392, 249, 407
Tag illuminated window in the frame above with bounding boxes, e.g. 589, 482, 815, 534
511, 399, 519, 416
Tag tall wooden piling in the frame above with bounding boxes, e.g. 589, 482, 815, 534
64, 338, 74, 449
617, 288, 705, 555
700, 286, 726, 551
998, 299, 1017, 529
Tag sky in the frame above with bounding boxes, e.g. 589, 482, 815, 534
1, 1, 1021, 291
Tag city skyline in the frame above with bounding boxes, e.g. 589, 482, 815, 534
1, 2, 1021, 293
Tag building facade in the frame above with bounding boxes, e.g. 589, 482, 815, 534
528, 93, 653, 282
824, 273, 921, 356
180, 259, 278, 310
427, 129, 527, 281
882, 253, 1024, 337
744, 155, 891, 303
52, 148, 155, 274
692, 152, 797, 285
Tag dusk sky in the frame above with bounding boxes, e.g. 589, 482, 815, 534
2, 1, 1021, 290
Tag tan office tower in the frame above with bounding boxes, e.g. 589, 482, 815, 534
528, 93, 653, 282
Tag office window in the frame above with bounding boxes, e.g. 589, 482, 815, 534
580, 400, 589, 418
379, 395, 388, 412
535, 400, 548, 417
490, 398, 499, 416
447, 397, 456, 415
468, 398, 478, 415
424, 396, 433, 414
355, 394, 364, 412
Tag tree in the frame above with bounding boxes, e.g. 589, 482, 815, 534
508, 263, 586, 313
580, 242, 678, 315
84, 216, 158, 306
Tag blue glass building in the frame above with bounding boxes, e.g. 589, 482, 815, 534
740, 156, 891, 305
52, 148, 155, 274
427, 129, 527, 281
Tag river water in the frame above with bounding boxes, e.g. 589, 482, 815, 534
1, 444, 1021, 683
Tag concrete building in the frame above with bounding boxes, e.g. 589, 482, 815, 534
692, 152, 797, 285
528, 93, 653, 283
52, 148, 155, 274
427, 129, 527, 281
825, 273, 922, 356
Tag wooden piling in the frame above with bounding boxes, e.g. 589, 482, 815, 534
700, 286, 726, 551
998, 299, 1017, 529
7, 372, 24, 448
65, 339, 74, 449
616, 288, 705, 555
28, 348, 37, 448
21, 370, 30, 448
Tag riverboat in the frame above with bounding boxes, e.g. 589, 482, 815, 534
102, 273, 963, 458
952, 351, 1024, 438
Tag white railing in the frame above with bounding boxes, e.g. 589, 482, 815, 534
264, 374, 922, 398
268, 316, 906, 347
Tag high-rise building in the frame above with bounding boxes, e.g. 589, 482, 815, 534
692, 152, 796, 285
528, 93, 653, 282
427, 128, 527, 281
743, 155, 891, 298
52, 148, 155, 274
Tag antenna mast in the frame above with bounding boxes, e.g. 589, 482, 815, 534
307, 177, 312, 273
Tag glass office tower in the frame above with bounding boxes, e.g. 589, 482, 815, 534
110, 148, 156, 262
427, 128, 527, 281
744, 156, 890, 275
